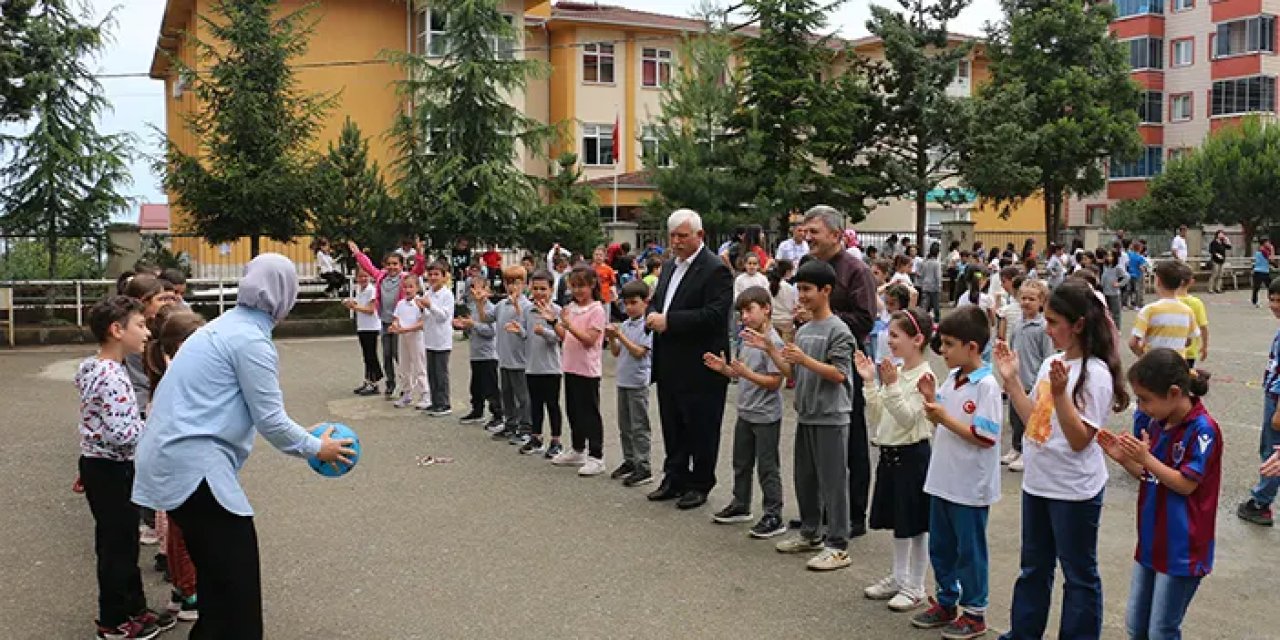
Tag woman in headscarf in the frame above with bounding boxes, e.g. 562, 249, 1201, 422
133, 253, 354, 639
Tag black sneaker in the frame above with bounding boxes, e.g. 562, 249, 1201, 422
352, 382, 369, 395
610, 461, 636, 480
484, 419, 506, 434
131, 609, 176, 632
623, 468, 654, 487
167, 590, 198, 622
1238, 498, 1275, 526
544, 441, 564, 459
96, 619, 159, 640
749, 513, 788, 539
428, 406, 453, 417
458, 410, 485, 424
491, 425, 516, 441
519, 436, 545, 455
356, 383, 379, 397
508, 427, 531, 445
712, 503, 754, 524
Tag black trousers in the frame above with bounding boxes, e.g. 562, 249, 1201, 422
169, 481, 263, 640
380, 322, 399, 393
357, 330, 383, 383
80, 457, 146, 627
427, 350, 451, 409
848, 374, 871, 531
469, 360, 502, 417
656, 381, 728, 493
564, 373, 603, 458
320, 271, 345, 295
527, 373, 563, 438
1254, 271, 1272, 306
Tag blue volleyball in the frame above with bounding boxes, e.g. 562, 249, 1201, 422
308, 422, 361, 477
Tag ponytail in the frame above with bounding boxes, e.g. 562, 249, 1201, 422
1127, 349, 1211, 399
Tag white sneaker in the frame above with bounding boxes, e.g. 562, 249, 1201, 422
551, 449, 588, 466
864, 575, 900, 600
888, 588, 927, 612
1001, 450, 1021, 466
1009, 457, 1025, 472
578, 456, 606, 476
806, 547, 851, 571
392, 394, 412, 408
414, 400, 433, 410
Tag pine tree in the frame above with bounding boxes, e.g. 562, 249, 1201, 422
526, 153, 603, 256
859, 0, 973, 249
643, 18, 753, 234
313, 117, 398, 265
0, 1, 130, 314
387, 0, 552, 249
961, 0, 1141, 244
159, 0, 334, 257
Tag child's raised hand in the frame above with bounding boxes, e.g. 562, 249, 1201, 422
604, 323, 621, 339
1261, 447, 1280, 477
536, 300, 556, 321
740, 327, 770, 351
533, 323, 545, 336
1048, 359, 1069, 397
922, 401, 945, 424
780, 343, 806, 365
346, 240, 359, 254
472, 286, 488, 301
993, 340, 1019, 383
916, 372, 937, 403
342, 299, 356, 310
1096, 429, 1128, 462
1116, 431, 1150, 464
416, 295, 430, 309
703, 351, 729, 375
878, 357, 898, 386
853, 350, 877, 383
504, 320, 522, 334
728, 358, 751, 378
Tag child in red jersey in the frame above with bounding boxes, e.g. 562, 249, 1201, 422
1099, 349, 1222, 640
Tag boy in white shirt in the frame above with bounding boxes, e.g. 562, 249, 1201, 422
418, 261, 456, 416
390, 277, 429, 408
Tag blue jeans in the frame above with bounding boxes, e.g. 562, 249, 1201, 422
1251, 393, 1280, 506
1005, 489, 1105, 639
928, 497, 990, 611
1126, 563, 1201, 640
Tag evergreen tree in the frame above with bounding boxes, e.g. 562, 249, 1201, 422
730, 0, 845, 230
961, 0, 1141, 244
859, 0, 973, 249
0, 1, 130, 314
387, 0, 552, 249
313, 117, 398, 265
643, 18, 752, 234
159, 0, 334, 257
526, 153, 603, 256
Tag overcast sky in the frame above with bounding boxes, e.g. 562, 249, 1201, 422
92, 0, 1003, 215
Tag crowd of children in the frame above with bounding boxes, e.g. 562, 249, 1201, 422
71, 229, 1280, 640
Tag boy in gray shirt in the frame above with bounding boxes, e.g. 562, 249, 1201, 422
490, 265, 533, 441
455, 276, 502, 430
761, 260, 854, 572
607, 280, 655, 487
522, 270, 564, 456
709, 286, 787, 539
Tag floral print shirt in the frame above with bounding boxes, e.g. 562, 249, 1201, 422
76, 357, 144, 461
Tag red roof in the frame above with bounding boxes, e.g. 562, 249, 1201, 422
138, 204, 170, 232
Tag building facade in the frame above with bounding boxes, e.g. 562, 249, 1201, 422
1068, 0, 1279, 225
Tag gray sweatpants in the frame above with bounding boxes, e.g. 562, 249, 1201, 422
500, 367, 531, 429
795, 423, 850, 550
732, 417, 783, 517
427, 350, 451, 409
616, 386, 652, 473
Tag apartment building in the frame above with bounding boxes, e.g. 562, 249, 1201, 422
1069, 0, 1279, 225
150, 0, 1035, 240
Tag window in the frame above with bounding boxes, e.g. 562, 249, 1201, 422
414, 8, 449, 57
956, 60, 970, 80
1127, 37, 1164, 70
1085, 205, 1107, 226
583, 43, 615, 84
1172, 0, 1193, 10
1170, 92, 1193, 120
1168, 147, 1192, 162
1215, 16, 1276, 57
1109, 146, 1164, 179
642, 48, 673, 88
582, 123, 615, 166
1172, 38, 1193, 66
641, 125, 672, 167
1211, 75, 1277, 116
489, 14, 516, 60
1114, 0, 1163, 17
1139, 91, 1164, 123
946, 60, 972, 97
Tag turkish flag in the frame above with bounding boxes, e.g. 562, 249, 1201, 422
611, 115, 620, 163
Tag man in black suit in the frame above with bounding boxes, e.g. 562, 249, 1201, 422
645, 208, 734, 510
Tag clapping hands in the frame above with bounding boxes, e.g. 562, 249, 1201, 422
853, 351, 877, 383
993, 340, 1019, 385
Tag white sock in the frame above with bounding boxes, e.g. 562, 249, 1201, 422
907, 533, 929, 593
892, 537, 911, 588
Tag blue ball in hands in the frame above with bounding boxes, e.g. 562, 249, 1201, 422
308, 422, 361, 477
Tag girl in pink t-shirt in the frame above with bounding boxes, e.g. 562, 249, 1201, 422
551, 265, 608, 476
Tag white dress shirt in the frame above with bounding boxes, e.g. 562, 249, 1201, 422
662, 243, 705, 313
775, 238, 809, 263
1171, 236, 1188, 261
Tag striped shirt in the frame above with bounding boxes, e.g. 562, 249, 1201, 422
1132, 298, 1200, 357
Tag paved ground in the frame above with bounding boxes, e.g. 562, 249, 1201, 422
4, 289, 1280, 639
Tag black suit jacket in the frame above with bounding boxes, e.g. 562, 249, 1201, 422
648, 244, 734, 391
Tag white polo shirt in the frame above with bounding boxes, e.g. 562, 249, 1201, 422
924, 365, 1003, 507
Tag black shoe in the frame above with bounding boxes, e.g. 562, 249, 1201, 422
647, 480, 681, 502
623, 468, 654, 487
519, 436, 545, 455
459, 410, 485, 424
610, 461, 636, 480
677, 490, 708, 510
543, 441, 564, 459
483, 418, 506, 434
788, 518, 803, 530
353, 382, 369, 395
849, 522, 868, 539
383, 387, 396, 400
749, 513, 788, 538
491, 425, 516, 441
712, 503, 753, 524
356, 383, 379, 396
153, 552, 166, 573
1238, 499, 1275, 526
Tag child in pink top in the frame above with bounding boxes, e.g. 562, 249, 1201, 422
551, 265, 608, 476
